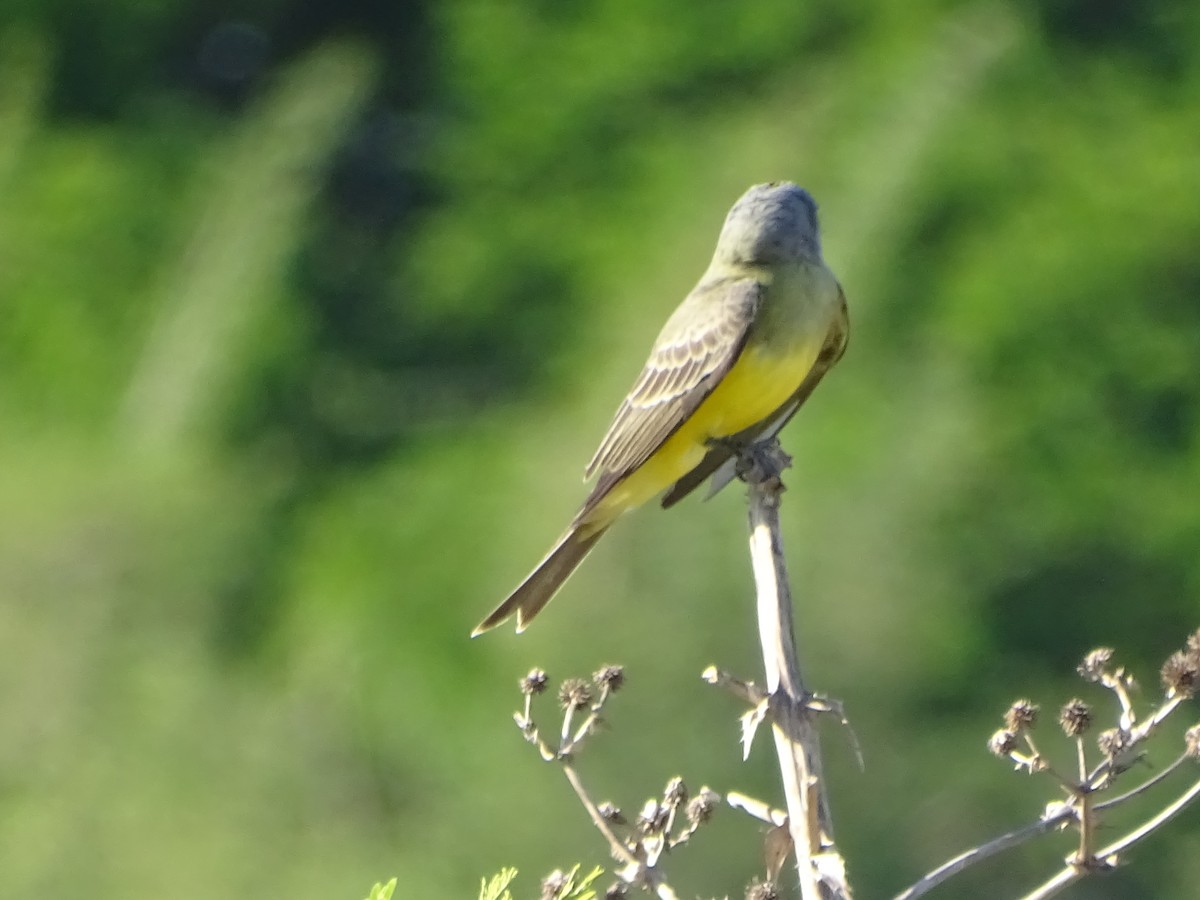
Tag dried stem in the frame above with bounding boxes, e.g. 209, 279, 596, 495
1101, 669, 1137, 731
894, 815, 1067, 900
1020, 775, 1200, 900
1095, 752, 1191, 812
1084, 694, 1185, 792
561, 762, 640, 868
743, 440, 851, 899
1075, 787, 1093, 867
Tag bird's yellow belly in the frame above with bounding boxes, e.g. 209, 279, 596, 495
584, 336, 823, 529
688, 339, 820, 437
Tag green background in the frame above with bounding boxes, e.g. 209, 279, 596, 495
2, 1, 1199, 897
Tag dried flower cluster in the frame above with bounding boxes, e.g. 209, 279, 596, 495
1160, 640, 1200, 699
1058, 699, 1093, 737
512, 665, 718, 898
983, 631, 1200, 891
499, 622, 1200, 900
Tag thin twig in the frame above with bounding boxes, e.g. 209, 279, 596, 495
1086, 695, 1185, 790
568, 707, 603, 750
561, 763, 640, 869
1102, 670, 1137, 731
561, 702, 577, 746
702, 666, 767, 706
727, 790, 789, 826
1020, 776, 1200, 900
1095, 753, 1190, 813
894, 814, 1068, 900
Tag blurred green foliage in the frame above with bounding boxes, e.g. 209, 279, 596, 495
2, 1, 1199, 898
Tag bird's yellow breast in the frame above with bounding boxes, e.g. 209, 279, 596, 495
688, 338, 821, 438
584, 334, 827, 530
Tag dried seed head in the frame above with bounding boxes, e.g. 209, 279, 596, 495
597, 801, 625, 824
1078, 648, 1115, 682
1059, 698, 1094, 737
593, 665, 626, 692
540, 870, 568, 900
1097, 728, 1130, 759
520, 669, 549, 696
636, 798, 667, 835
1005, 699, 1040, 732
604, 883, 630, 899
686, 787, 720, 826
663, 776, 688, 809
988, 729, 1019, 757
1161, 650, 1200, 699
746, 879, 780, 900
1185, 725, 1200, 761
558, 678, 593, 711
1186, 629, 1200, 656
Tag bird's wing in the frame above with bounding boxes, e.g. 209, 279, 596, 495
584, 276, 763, 482
660, 280, 849, 508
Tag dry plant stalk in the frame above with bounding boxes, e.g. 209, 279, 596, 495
494, 437, 1200, 900
739, 441, 852, 900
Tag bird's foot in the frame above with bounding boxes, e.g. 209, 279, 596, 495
733, 438, 792, 492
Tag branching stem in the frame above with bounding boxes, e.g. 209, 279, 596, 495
560, 763, 639, 869
1021, 776, 1200, 900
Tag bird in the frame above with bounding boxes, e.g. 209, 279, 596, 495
473, 182, 849, 635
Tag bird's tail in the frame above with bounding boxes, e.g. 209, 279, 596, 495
471, 525, 608, 636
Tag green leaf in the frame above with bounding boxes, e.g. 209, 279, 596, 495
364, 877, 397, 900
478, 866, 517, 900
549, 864, 606, 900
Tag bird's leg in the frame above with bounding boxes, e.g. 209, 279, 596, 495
705, 434, 744, 455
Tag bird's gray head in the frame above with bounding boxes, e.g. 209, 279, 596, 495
714, 181, 821, 266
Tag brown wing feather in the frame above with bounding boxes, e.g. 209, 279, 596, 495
584, 277, 763, 482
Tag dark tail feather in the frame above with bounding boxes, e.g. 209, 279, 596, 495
471, 525, 608, 636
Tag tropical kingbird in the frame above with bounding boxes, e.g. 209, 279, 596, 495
473, 182, 848, 635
